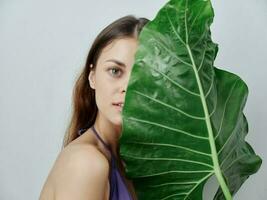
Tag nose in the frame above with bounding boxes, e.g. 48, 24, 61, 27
121, 85, 126, 93
120, 73, 131, 93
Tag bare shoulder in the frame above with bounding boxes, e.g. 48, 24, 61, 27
39, 143, 109, 200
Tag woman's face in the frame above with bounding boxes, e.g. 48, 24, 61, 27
88, 37, 138, 126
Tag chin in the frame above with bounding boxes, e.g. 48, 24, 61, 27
111, 116, 122, 126
113, 120, 122, 126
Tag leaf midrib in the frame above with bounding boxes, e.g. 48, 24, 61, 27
183, 0, 232, 199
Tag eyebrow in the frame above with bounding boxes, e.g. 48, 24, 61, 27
105, 59, 126, 68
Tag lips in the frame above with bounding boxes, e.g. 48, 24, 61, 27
112, 102, 124, 107
112, 102, 124, 111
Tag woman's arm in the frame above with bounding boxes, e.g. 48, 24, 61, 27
39, 144, 109, 200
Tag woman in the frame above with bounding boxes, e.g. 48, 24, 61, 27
39, 15, 149, 200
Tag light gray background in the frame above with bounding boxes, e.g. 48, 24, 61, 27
0, 0, 266, 199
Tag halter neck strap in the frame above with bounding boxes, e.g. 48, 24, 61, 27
91, 125, 112, 151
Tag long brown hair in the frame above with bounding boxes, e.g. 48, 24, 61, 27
62, 15, 149, 148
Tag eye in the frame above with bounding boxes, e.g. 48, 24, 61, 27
108, 67, 122, 77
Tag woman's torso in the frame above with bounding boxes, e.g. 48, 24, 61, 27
40, 127, 137, 200
77, 126, 137, 200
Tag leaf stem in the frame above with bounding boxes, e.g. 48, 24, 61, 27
186, 44, 232, 200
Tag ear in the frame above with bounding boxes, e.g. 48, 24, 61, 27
88, 64, 95, 89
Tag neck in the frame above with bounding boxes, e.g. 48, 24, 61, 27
93, 111, 122, 160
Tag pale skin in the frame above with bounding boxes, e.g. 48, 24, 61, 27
39, 37, 138, 200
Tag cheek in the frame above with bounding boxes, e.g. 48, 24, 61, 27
95, 77, 114, 108
96, 87, 110, 104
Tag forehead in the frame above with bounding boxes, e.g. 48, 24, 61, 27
96, 37, 138, 67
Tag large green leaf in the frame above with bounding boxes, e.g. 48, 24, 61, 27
119, 0, 262, 199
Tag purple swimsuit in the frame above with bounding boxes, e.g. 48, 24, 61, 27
78, 125, 133, 200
